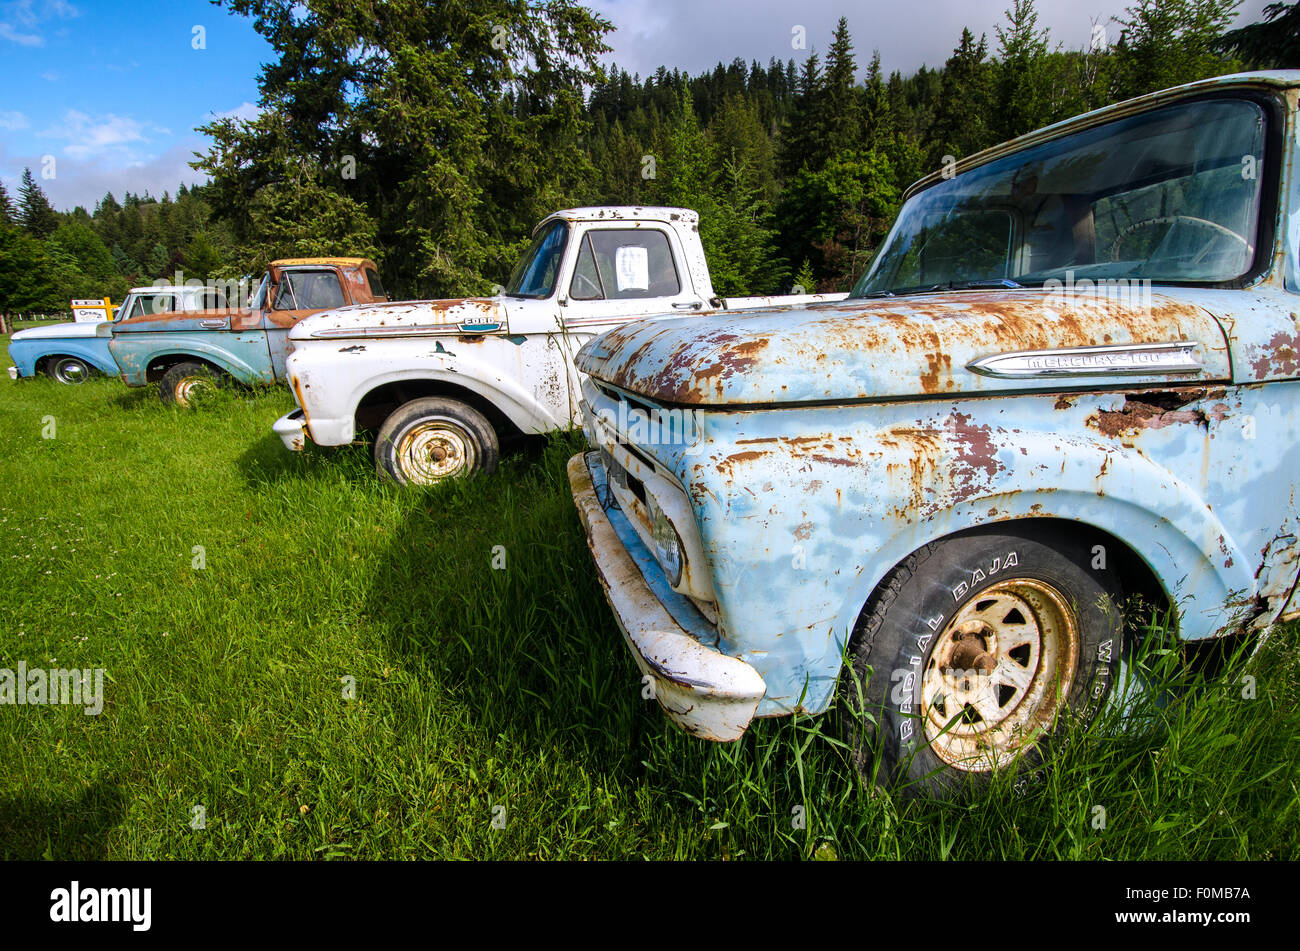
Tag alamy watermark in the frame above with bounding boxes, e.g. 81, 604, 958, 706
1043, 271, 1153, 312
594, 399, 705, 455
147, 272, 259, 311
0, 663, 104, 715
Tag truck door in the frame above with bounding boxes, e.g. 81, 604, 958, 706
265, 267, 348, 379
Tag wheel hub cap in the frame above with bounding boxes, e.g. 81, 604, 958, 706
176, 377, 213, 406
56, 361, 87, 383
397, 421, 475, 484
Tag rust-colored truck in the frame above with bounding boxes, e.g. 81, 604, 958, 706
109, 258, 386, 406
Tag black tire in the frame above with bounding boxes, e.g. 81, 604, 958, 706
845, 526, 1123, 798
159, 361, 223, 408
45, 356, 93, 385
374, 397, 499, 486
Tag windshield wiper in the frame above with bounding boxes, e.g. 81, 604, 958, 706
946, 278, 1022, 290
860, 278, 1022, 299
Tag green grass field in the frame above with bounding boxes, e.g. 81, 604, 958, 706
1, 347, 1297, 860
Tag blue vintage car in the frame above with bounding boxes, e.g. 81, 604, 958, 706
569, 71, 1300, 795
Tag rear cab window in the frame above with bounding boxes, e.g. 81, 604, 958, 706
128, 293, 177, 319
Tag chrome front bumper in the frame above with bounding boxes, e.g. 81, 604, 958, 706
567, 451, 765, 741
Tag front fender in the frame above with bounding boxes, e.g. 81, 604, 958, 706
671, 393, 1268, 718
289, 335, 570, 445
8, 337, 119, 377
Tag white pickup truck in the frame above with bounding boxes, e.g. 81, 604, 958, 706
273, 206, 846, 485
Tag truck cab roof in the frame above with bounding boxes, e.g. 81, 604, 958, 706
906, 69, 1300, 199
535, 206, 699, 233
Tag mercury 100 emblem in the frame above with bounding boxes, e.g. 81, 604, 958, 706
967, 341, 1204, 378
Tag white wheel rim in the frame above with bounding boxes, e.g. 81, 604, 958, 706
920, 578, 1080, 771
395, 419, 476, 484
175, 376, 214, 406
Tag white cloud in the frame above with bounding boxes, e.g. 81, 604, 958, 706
0, 136, 207, 210
38, 109, 171, 161
0, 110, 29, 130
0, 22, 40, 44
0, 0, 80, 48
213, 101, 262, 123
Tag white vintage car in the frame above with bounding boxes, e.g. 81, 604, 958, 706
273, 206, 845, 484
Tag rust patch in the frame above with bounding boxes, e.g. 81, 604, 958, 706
1091, 388, 1210, 438
921, 351, 953, 394
716, 450, 765, 478
1250, 327, 1300, 378
947, 411, 1003, 497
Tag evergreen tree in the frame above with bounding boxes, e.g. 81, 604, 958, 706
111, 243, 137, 278
17, 169, 59, 240
1113, 0, 1242, 99
778, 52, 823, 178
146, 242, 170, 279
200, 0, 612, 297
1217, 1, 1300, 67
185, 232, 223, 281
994, 0, 1052, 142
929, 29, 995, 168
0, 180, 13, 226
821, 17, 863, 157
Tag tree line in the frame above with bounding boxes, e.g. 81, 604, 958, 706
2, 0, 1295, 323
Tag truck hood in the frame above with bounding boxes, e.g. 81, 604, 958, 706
290, 298, 506, 340
575, 288, 1233, 406
11, 321, 105, 341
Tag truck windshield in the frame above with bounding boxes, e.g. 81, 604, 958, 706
506, 220, 568, 298
249, 274, 270, 311
853, 97, 1267, 297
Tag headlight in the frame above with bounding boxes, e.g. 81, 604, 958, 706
646, 494, 684, 587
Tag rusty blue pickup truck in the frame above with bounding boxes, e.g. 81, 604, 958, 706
569, 71, 1300, 796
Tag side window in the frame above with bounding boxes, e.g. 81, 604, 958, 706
274, 270, 345, 310
568, 229, 680, 301
130, 293, 176, 318
892, 210, 1015, 287
570, 237, 604, 300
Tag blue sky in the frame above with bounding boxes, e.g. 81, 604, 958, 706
0, 0, 1275, 212
0, 0, 268, 211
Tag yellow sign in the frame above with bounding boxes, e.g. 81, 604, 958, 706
70, 298, 113, 323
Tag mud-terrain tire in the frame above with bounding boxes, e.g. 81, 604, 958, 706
45, 356, 93, 384
374, 397, 498, 486
160, 361, 224, 408
845, 526, 1123, 799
